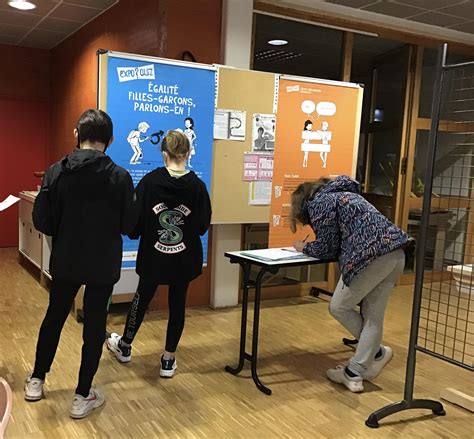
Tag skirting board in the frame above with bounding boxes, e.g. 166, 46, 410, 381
441, 388, 474, 412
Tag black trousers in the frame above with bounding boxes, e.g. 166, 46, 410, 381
32, 279, 113, 397
121, 277, 189, 353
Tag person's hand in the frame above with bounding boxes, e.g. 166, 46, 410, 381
293, 240, 306, 252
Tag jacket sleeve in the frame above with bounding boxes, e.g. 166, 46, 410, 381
198, 182, 212, 236
32, 168, 54, 236
302, 196, 340, 260
128, 177, 145, 239
120, 172, 139, 235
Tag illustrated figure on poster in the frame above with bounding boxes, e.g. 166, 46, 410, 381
300, 120, 333, 169
127, 121, 150, 165
183, 117, 196, 168
254, 127, 275, 151
317, 121, 332, 169
301, 120, 313, 168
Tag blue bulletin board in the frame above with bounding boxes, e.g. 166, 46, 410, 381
99, 51, 216, 268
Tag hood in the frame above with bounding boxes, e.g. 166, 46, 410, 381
320, 175, 361, 195
155, 167, 200, 191
60, 148, 114, 174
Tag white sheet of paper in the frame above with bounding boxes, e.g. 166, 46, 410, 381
213, 109, 246, 141
0, 195, 20, 211
228, 110, 246, 141
214, 109, 230, 140
240, 247, 307, 261
249, 181, 272, 205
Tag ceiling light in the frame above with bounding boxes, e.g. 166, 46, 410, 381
268, 39, 288, 46
8, 1, 37, 10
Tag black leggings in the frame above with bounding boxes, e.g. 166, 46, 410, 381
32, 279, 113, 397
121, 277, 189, 352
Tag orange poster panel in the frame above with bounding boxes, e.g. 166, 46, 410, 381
269, 78, 363, 248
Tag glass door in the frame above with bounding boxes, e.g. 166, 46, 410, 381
363, 45, 414, 222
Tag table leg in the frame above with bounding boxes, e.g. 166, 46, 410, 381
225, 261, 250, 375
250, 268, 272, 395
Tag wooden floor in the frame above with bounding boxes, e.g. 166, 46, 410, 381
1, 248, 473, 438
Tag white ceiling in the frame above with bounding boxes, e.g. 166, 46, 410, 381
324, 0, 474, 34
260, 0, 474, 45
0, 0, 119, 49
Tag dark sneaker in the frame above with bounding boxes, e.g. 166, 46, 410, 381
160, 355, 177, 378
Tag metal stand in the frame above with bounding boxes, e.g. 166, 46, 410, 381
366, 400, 445, 428
366, 44, 447, 428
225, 260, 278, 395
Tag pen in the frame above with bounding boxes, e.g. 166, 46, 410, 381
303, 233, 310, 243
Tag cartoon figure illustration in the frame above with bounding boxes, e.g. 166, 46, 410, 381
183, 117, 196, 168
127, 121, 150, 165
317, 121, 332, 169
300, 119, 333, 169
302, 120, 313, 168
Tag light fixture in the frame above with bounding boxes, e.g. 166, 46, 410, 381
268, 39, 288, 46
8, 0, 37, 10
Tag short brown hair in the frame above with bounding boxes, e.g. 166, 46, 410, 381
290, 178, 331, 233
161, 130, 190, 161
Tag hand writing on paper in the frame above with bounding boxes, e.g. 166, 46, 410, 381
293, 240, 305, 252
293, 233, 311, 252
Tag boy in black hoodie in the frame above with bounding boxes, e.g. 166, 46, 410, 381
25, 109, 137, 419
106, 130, 211, 378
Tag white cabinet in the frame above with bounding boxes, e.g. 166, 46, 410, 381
18, 194, 42, 269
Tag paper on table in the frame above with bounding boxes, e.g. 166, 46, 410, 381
240, 247, 309, 262
0, 195, 20, 212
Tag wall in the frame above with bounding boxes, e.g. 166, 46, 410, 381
166, 0, 222, 64
0, 44, 50, 247
48, 0, 222, 308
49, 0, 165, 162
50, 0, 222, 162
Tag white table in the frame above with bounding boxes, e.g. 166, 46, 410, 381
224, 250, 335, 395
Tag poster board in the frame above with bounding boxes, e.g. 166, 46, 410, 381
269, 76, 364, 247
211, 67, 277, 223
98, 51, 216, 267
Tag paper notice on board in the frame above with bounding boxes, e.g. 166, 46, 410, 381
0, 195, 20, 211
213, 109, 246, 141
252, 113, 276, 152
214, 109, 229, 140
243, 152, 274, 181
249, 181, 272, 205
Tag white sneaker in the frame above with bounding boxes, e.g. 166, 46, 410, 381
364, 345, 393, 380
106, 332, 131, 363
70, 388, 105, 419
160, 355, 177, 378
327, 365, 364, 393
24, 375, 44, 401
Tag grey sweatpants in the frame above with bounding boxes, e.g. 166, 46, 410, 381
329, 249, 405, 376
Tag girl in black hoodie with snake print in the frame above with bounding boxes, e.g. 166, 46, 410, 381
107, 130, 211, 378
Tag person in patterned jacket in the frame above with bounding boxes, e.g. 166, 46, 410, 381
291, 175, 409, 393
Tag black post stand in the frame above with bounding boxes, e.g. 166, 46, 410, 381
365, 44, 448, 428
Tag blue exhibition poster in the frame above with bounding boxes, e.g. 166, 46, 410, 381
105, 54, 215, 268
